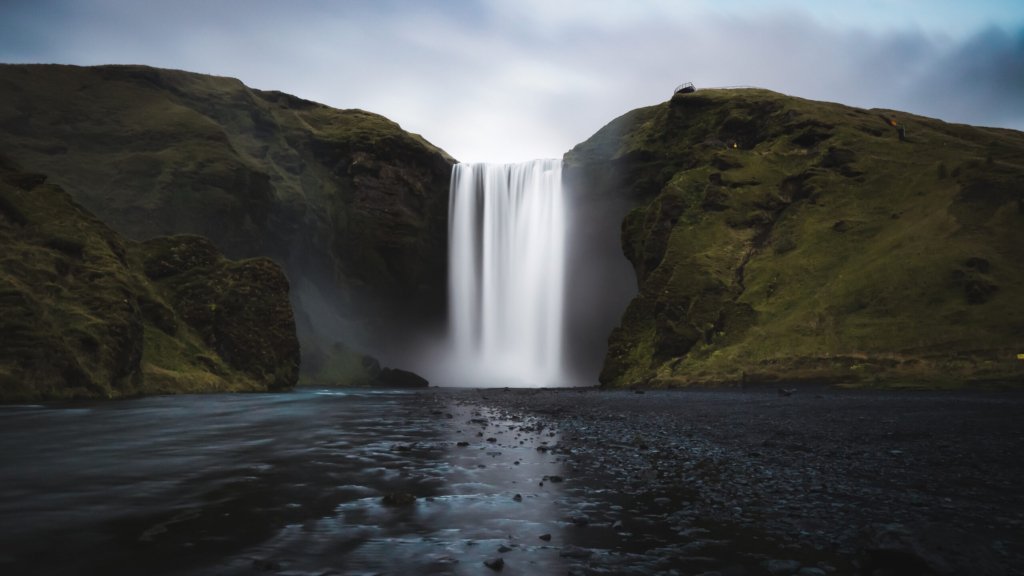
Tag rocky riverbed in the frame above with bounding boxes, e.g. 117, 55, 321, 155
1, 387, 1021, 575
436, 386, 1024, 576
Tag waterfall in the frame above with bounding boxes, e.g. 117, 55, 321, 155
448, 159, 567, 386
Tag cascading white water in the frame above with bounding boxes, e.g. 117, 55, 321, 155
448, 159, 567, 386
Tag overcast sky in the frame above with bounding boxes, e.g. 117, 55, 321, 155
2, 0, 1023, 162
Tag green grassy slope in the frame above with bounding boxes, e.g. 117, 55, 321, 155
567, 89, 1024, 388
0, 157, 298, 401
0, 64, 453, 382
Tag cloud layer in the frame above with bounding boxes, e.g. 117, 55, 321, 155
2, 1, 1022, 161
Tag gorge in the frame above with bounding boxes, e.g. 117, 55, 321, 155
2, 64, 1022, 395
0, 63, 1022, 576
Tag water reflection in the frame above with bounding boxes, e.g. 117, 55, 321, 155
0, 389, 572, 575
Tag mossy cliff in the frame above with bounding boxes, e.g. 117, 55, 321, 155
566, 89, 1024, 388
0, 64, 453, 383
0, 157, 299, 401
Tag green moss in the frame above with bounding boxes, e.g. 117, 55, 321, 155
300, 343, 378, 387
574, 88, 1024, 389
0, 158, 300, 402
0, 64, 454, 371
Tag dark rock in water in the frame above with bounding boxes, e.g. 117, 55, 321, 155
483, 557, 504, 571
860, 523, 954, 576
567, 512, 590, 526
539, 533, 552, 541
373, 367, 429, 388
381, 492, 416, 506
251, 559, 282, 572
762, 559, 802, 575
559, 545, 593, 559
512, 494, 522, 502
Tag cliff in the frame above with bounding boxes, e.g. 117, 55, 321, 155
566, 88, 1024, 388
0, 157, 299, 401
0, 64, 453, 383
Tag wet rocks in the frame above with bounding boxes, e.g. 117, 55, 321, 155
373, 367, 429, 388
483, 557, 504, 571
446, 386, 1024, 576
859, 523, 954, 576
762, 559, 802, 575
560, 545, 593, 560
568, 512, 590, 526
381, 492, 416, 506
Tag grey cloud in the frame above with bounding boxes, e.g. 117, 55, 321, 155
1, 1, 1021, 160
906, 27, 1024, 129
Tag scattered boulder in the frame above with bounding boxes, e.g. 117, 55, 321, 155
381, 492, 417, 507
559, 545, 594, 560
762, 559, 802, 575
860, 523, 953, 576
373, 367, 429, 388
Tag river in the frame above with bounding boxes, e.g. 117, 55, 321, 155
0, 388, 578, 575
4, 387, 1022, 575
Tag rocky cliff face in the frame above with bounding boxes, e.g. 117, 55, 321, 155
0, 64, 453, 382
0, 157, 299, 401
566, 88, 1024, 387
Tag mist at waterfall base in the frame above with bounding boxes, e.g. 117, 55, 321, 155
434, 159, 637, 388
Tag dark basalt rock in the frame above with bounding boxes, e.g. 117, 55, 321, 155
381, 492, 417, 506
141, 236, 300, 391
373, 367, 429, 388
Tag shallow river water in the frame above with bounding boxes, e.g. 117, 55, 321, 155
0, 388, 601, 575
6, 387, 1022, 576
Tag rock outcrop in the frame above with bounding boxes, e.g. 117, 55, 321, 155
0, 64, 453, 384
566, 88, 1024, 387
0, 157, 299, 401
